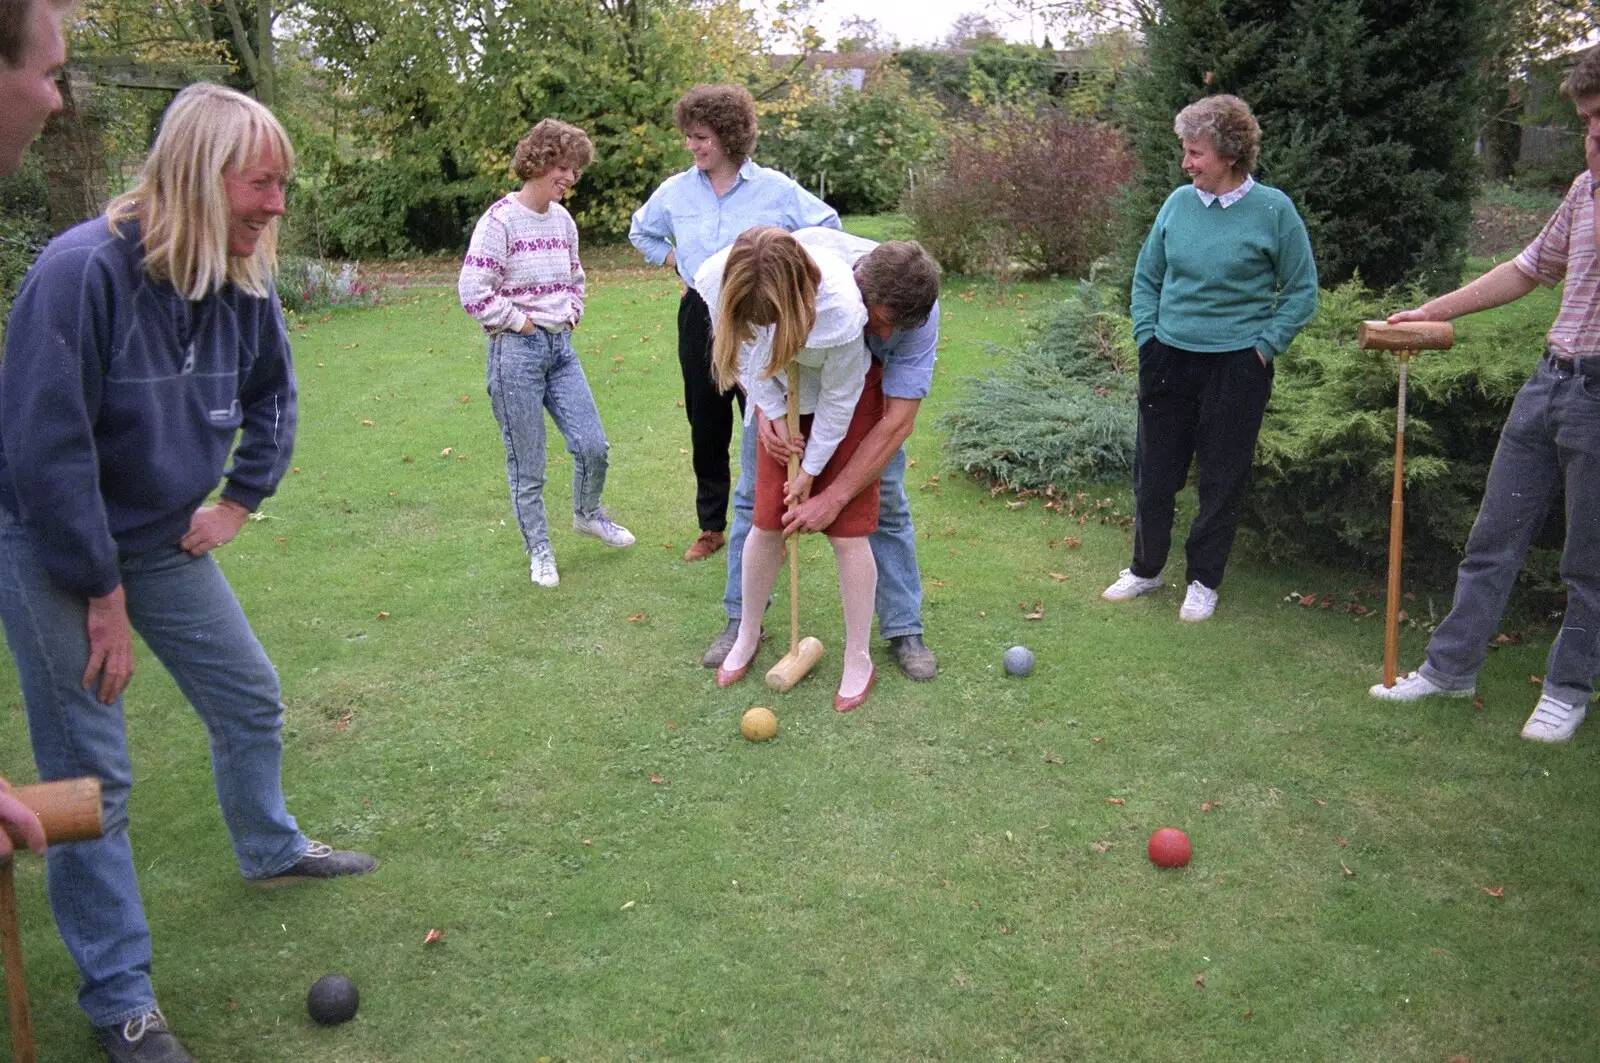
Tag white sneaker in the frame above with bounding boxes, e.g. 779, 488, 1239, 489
1368, 670, 1474, 702
1102, 569, 1163, 602
573, 509, 635, 547
1520, 695, 1587, 742
529, 547, 559, 587
1179, 581, 1218, 622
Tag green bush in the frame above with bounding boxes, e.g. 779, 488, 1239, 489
0, 159, 53, 335
939, 282, 1137, 487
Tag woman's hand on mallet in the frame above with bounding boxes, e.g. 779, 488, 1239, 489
757, 411, 804, 462
0, 779, 47, 859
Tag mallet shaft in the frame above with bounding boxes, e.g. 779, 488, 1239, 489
1383, 354, 1412, 687
0, 860, 34, 1063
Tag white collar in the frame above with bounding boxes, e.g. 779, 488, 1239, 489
1195, 174, 1255, 209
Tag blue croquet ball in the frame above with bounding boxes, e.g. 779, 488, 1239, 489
1004, 646, 1034, 677
307, 974, 359, 1025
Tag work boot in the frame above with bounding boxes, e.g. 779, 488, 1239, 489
702, 620, 766, 668
684, 530, 725, 562
253, 841, 378, 888
95, 1010, 192, 1063
887, 634, 937, 681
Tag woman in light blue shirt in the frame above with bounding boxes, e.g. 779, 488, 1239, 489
629, 83, 840, 564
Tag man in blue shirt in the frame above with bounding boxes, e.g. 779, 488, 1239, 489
629, 84, 840, 563
702, 228, 944, 681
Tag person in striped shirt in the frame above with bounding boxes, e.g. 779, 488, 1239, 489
1370, 45, 1600, 743
459, 118, 635, 588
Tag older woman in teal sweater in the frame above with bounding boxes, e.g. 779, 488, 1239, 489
1103, 93, 1317, 622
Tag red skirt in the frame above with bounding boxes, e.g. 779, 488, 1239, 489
754, 363, 883, 536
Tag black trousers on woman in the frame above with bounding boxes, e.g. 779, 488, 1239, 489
1130, 339, 1274, 590
678, 287, 745, 533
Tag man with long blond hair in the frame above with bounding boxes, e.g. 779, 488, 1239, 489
0, 82, 374, 1062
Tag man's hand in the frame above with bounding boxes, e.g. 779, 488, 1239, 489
0, 779, 47, 859
757, 410, 804, 462
178, 499, 250, 557
784, 471, 815, 509
83, 586, 134, 705
782, 489, 846, 535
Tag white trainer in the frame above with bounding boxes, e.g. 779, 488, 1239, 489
1520, 695, 1587, 743
1179, 581, 1218, 622
529, 546, 559, 588
1102, 569, 1163, 602
573, 510, 635, 548
1368, 670, 1473, 702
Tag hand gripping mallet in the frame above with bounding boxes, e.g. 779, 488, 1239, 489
1356, 319, 1455, 688
0, 778, 103, 1063
765, 383, 826, 692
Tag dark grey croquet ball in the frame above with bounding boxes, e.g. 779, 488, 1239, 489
1004, 646, 1035, 677
307, 974, 359, 1025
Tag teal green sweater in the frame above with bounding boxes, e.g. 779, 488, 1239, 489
1131, 183, 1317, 361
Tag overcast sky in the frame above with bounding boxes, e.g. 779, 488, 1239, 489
750, 1, 1048, 51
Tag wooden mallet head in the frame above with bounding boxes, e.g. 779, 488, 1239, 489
1357, 320, 1455, 351
765, 636, 825, 693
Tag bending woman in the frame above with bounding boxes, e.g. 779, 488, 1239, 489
695, 227, 882, 711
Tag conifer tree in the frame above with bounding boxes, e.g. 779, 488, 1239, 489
1122, 0, 1489, 293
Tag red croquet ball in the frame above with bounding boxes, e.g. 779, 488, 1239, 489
1147, 827, 1192, 868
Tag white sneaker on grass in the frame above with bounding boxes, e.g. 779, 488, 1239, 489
573, 509, 635, 547
1102, 569, 1163, 602
529, 547, 559, 588
1179, 581, 1218, 622
1520, 695, 1587, 742
1368, 670, 1474, 701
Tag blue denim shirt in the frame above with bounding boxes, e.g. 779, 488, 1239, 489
629, 159, 841, 290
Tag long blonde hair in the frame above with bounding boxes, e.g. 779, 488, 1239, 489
711, 227, 821, 392
106, 82, 294, 300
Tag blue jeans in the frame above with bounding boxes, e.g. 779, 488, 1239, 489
0, 510, 306, 1025
487, 329, 610, 553
723, 421, 924, 638
1420, 357, 1600, 706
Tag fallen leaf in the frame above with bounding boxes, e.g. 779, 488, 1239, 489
423, 928, 445, 945
1194, 974, 1206, 989
620, 900, 635, 911
1049, 572, 1069, 582
1092, 839, 1115, 853
1481, 886, 1504, 898
376, 611, 389, 619
360, 419, 375, 427
1299, 593, 1318, 607
1092, 737, 1103, 745
402, 455, 414, 463
1201, 800, 1220, 813
1340, 862, 1355, 878
679, 448, 689, 455
440, 447, 454, 457
665, 721, 677, 729
1104, 797, 1125, 806
1473, 697, 1485, 711
1336, 836, 1349, 848
627, 612, 646, 622
977, 610, 987, 617
1043, 754, 1063, 765
1060, 537, 1082, 548
1005, 500, 1026, 510
1022, 600, 1044, 620
929, 578, 946, 587
458, 395, 471, 404
1313, 798, 1328, 807
334, 711, 353, 731
1243, 1009, 1254, 1018
649, 774, 666, 784
1530, 674, 1543, 685
1397, 610, 1409, 622
582, 839, 592, 846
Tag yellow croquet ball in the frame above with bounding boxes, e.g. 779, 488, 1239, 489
741, 706, 779, 742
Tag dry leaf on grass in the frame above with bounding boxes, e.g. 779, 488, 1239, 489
1201, 800, 1220, 813
1194, 974, 1206, 989
627, 612, 646, 622
1104, 797, 1126, 806
423, 929, 445, 945
1340, 862, 1356, 878
1482, 886, 1505, 898
1049, 572, 1069, 582
1021, 600, 1045, 620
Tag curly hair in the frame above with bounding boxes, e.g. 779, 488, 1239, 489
855, 241, 941, 332
512, 118, 593, 182
673, 84, 758, 164
1560, 44, 1600, 101
1174, 94, 1261, 175
711, 227, 820, 392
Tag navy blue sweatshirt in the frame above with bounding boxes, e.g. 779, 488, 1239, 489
0, 217, 297, 598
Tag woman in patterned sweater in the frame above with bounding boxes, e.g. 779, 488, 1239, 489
459, 118, 634, 587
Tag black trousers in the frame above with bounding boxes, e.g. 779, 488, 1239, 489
678, 288, 745, 533
1130, 339, 1274, 589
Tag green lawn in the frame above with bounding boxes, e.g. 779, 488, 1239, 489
1, 253, 1597, 1062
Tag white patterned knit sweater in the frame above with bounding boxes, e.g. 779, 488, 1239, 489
458, 194, 585, 334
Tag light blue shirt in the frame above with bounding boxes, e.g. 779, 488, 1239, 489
629, 159, 841, 289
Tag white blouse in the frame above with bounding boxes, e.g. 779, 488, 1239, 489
695, 245, 869, 476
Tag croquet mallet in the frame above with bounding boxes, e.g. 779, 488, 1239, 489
0, 777, 104, 1063
766, 382, 826, 691
1356, 319, 1455, 688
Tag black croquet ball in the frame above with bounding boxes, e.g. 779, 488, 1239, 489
307, 974, 359, 1025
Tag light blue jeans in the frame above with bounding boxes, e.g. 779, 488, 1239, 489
487, 328, 610, 553
1420, 357, 1600, 707
723, 421, 924, 638
0, 510, 306, 1026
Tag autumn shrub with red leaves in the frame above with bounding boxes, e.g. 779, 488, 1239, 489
903, 106, 1134, 278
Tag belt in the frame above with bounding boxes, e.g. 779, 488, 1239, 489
1547, 352, 1598, 376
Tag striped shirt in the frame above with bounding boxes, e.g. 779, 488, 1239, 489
1514, 170, 1599, 359
458, 195, 584, 334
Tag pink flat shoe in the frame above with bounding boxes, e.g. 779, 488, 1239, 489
716, 661, 750, 688
833, 666, 876, 713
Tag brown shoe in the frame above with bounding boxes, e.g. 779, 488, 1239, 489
684, 530, 726, 562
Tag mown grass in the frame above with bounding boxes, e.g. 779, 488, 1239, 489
1, 242, 1596, 1062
